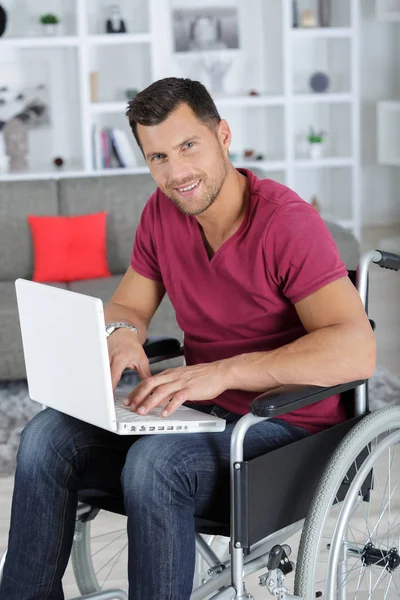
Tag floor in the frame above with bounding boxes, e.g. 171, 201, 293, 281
1, 224, 400, 599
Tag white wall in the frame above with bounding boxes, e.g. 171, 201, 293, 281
360, 0, 400, 225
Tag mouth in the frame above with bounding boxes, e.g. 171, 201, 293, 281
174, 179, 201, 198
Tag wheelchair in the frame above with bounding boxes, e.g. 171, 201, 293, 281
1, 249, 400, 599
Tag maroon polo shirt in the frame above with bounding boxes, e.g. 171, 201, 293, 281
131, 169, 348, 434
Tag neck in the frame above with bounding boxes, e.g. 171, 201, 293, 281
195, 167, 248, 242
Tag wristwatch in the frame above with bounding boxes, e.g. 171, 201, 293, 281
105, 322, 139, 338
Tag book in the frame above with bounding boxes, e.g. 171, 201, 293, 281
109, 127, 137, 168
92, 124, 102, 170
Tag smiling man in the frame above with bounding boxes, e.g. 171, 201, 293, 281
0, 78, 375, 600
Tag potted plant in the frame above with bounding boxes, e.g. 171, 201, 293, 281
307, 126, 325, 160
39, 13, 60, 36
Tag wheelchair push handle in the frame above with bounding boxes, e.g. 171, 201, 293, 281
373, 249, 400, 272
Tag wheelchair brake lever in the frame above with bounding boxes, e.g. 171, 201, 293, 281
267, 544, 293, 574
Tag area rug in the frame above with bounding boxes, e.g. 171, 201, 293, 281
0, 366, 399, 477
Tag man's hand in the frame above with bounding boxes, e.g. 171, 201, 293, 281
108, 329, 151, 390
124, 361, 228, 417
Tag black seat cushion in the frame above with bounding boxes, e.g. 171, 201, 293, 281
78, 489, 230, 536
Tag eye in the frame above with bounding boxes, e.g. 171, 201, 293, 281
183, 141, 195, 150
151, 154, 164, 162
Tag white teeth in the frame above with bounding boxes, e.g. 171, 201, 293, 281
178, 180, 199, 192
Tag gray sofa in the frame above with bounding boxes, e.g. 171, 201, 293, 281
0, 172, 360, 380
0, 174, 184, 380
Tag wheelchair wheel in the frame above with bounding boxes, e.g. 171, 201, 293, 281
71, 510, 128, 595
295, 406, 400, 599
71, 510, 230, 596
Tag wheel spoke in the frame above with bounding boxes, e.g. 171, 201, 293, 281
336, 558, 364, 591
91, 527, 127, 540
384, 570, 394, 600
98, 543, 128, 588
353, 562, 367, 600
368, 474, 400, 546
92, 529, 128, 558
369, 566, 389, 596
294, 414, 400, 600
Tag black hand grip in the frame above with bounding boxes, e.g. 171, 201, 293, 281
375, 250, 400, 272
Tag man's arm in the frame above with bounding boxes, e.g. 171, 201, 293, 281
104, 266, 166, 345
104, 266, 166, 388
224, 276, 376, 392
125, 275, 377, 417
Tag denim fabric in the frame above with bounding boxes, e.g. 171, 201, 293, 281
0, 407, 308, 600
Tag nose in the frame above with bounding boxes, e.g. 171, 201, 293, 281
166, 156, 195, 188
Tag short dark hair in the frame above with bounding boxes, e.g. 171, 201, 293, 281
126, 77, 221, 150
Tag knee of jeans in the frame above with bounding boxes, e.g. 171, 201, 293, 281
17, 409, 66, 470
121, 435, 196, 502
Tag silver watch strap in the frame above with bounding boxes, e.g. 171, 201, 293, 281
105, 322, 139, 338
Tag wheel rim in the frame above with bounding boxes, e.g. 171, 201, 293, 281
299, 425, 400, 599
72, 513, 230, 596
326, 430, 400, 599
72, 511, 128, 594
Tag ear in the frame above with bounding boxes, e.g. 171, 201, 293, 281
216, 119, 231, 153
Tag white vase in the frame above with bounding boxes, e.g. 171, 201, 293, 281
309, 143, 323, 160
42, 23, 59, 36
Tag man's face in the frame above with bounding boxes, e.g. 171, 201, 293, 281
138, 103, 230, 216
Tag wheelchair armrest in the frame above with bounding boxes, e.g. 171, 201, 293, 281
250, 379, 366, 418
143, 335, 183, 364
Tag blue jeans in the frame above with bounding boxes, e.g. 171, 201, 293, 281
0, 407, 309, 600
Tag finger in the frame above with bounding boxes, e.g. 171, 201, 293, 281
161, 391, 188, 416
110, 358, 126, 391
126, 372, 177, 407
135, 383, 183, 415
124, 378, 157, 407
136, 361, 152, 380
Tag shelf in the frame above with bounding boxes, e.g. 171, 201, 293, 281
234, 160, 287, 171
91, 102, 128, 114
0, 165, 151, 182
214, 95, 286, 107
87, 33, 152, 46
91, 96, 287, 113
0, 34, 152, 48
0, 36, 79, 48
292, 93, 353, 104
294, 157, 355, 168
92, 167, 150, 176
0, 169, 83, 182
291, 27, 352, 38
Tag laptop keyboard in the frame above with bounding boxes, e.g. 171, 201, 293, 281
114, 397, 166, 422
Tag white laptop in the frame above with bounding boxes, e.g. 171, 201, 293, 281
15, 279, 226, 435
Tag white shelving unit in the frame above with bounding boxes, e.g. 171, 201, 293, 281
376, 0, 400, 21
377, 101, 400, 165
376, 8, 400, 166
0, 0, 361, 236
285, 0, 361, 238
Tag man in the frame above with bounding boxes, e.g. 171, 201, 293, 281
0, 77, 375, 600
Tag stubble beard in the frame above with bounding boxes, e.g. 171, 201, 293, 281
165, 153, 229, 217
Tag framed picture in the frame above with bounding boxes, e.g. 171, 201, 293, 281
172, 6, 240, 53
0, 61, 50, 131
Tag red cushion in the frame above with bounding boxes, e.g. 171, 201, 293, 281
27, 212, 112, 282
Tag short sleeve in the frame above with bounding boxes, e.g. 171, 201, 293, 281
266, 200, 348, 304
130, 196, 163, 282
